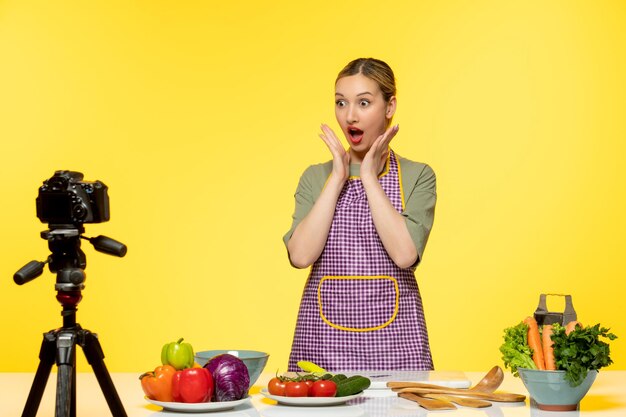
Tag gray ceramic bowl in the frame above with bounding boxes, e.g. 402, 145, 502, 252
518, 368, 598, 411
194, 350, 269, 388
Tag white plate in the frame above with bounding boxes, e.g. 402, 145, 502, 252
145, 396, 250, 412
260, 388, 363, 406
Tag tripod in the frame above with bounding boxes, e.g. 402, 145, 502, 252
21, 289, 127, 417
15, 227, 128, 417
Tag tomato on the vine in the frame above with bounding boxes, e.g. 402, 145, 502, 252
303, 380, 314, 394
310, 380, 337, 397
285, 381, 309, 397
267, 377, 286, 396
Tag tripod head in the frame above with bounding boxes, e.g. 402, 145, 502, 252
14, 226, 127, 290
13, 170, 127, 293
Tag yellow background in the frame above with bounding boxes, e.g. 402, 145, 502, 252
1, 0, 625, 374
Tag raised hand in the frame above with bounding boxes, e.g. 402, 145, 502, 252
360, 124, 399, 182
320, 124, 350, 183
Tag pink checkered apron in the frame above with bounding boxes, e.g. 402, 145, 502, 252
288, 150, 433, 371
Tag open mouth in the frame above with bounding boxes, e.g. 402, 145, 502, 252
348, 127, 364, 144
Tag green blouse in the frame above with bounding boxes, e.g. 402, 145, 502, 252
283, 153, 437, 268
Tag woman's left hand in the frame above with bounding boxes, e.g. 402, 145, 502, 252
360, 124, 399, 181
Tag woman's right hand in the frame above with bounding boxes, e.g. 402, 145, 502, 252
320, 124, 350, 184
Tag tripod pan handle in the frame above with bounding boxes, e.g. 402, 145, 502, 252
89, 235, 127, 257
14, 260, 46, 285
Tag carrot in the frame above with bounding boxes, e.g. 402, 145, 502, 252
565, 320, 582, 335
524, 316, 545, 370
542, 324, 556, 370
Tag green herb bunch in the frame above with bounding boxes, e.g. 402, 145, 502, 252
500, 321, 537, 377
551, 323, 617, 386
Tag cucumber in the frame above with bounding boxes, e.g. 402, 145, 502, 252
329, 374, 347, 383
335, 375, 371, 397
337, 375, 366, 385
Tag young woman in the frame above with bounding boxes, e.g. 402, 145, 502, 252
283, 58, 436, 371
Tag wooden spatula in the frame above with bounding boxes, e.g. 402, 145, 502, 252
399, 392, 457, 410
396, 387, 526, 403
423, 393, 492, 408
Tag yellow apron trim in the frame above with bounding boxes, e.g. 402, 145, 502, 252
317, 275, 399, 332
396, 152, 406, 211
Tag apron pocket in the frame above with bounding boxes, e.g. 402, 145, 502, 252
318, 275, 399, 332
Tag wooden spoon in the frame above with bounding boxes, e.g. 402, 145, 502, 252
397, 387, 525, 403
398, 392, 456, 410
470, 365, 504, 393
423, 394, 492, 408
387, 365, 504, 393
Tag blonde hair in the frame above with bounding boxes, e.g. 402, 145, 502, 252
336, 58, 396, 103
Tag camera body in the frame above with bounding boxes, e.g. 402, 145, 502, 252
36, 170, 110, 225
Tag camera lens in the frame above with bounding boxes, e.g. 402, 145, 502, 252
72, 204, 88, 220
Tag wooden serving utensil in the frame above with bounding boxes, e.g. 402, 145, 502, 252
398, 392, 456, 410
396, 387, 526, 403
470, 366, 504, 393
387, 365, 504, 393
423, 394, 492, 408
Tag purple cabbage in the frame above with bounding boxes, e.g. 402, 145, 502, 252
204, 354, 250, 401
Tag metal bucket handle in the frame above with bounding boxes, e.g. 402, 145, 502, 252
533, 293, 577, 326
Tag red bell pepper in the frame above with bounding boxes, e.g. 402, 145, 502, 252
172, 368, 214, 403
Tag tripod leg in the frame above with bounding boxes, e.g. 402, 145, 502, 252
55, 331, 76, 417
81, 330, 128, 417
21, 332, 56, 417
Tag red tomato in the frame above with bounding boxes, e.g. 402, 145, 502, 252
310, 380, 337, 397
303, 380, 314, 395
285, 381, 309, 397
267, 377, 286, 396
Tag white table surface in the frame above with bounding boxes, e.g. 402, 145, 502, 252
1, 370, 625, 417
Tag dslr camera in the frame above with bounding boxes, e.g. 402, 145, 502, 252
36, 170, 110, 225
